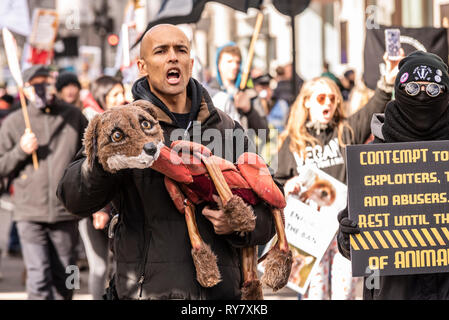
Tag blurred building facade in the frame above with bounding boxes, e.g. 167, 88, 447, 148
190, 0, 444, 82
1, 0, 449, 87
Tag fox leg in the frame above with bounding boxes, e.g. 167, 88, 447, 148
259, 208, 292, 291
164, 177, 221, 287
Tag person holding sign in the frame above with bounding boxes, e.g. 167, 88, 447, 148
275, 51, 404, 299
0, 65, 87, 299
338, 51, 449, 300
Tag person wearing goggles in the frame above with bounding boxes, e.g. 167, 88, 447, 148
338, 51, 449, 300
275, 49, 404, 300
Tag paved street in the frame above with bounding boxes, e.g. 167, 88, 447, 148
0, 195, 299, 300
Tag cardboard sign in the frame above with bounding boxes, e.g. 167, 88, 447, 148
346, 141, 449, 277
259, 165, 347, 294
29, 9, 58, 50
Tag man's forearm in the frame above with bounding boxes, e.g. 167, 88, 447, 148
57, 158, 116, 217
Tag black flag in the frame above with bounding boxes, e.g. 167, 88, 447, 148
364, 25, 448, 90
132, 0, 263, 48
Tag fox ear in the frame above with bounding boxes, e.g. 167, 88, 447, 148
84, 115, 100, 170
132, 99, 158, 120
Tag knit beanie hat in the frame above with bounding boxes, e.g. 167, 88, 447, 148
384, 50, 449, 138
55, 72, 81, 92
395, 50, 449, 89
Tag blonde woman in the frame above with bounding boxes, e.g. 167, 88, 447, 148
274, 52, 403, 299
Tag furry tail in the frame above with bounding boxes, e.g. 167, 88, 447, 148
191, 244, 222, 288
261, 247, 293, 291
224, 195, 256, 232
241, 280, 264, 300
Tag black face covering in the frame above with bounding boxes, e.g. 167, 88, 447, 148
32, 83, 53, 109
394, 86, 449, 131
382, 50, 449, 142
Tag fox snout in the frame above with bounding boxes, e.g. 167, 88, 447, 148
144, 142, 158, 156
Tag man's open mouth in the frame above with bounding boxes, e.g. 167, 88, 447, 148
167, 68, 181, 84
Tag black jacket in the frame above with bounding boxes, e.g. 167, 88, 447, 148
0, 99, 87, 222
275, 86, 392, 185
338, 113, 449, 300
57, 78, 275, 299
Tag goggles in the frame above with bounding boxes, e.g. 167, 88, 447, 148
400, 81, 446, 98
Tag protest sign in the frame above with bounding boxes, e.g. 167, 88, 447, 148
259, 165, 347, 294
347, 141, 449, 277
29, 9, 58, 50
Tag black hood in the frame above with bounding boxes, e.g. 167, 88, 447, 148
131, 76, 203, 128
375, 100, 449, 143
394, 50, 449, 132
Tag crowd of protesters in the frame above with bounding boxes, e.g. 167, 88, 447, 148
1, 23, 445, 300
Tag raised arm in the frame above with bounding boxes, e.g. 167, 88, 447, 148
348, 50, 405, 144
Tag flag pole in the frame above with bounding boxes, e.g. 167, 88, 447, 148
18, 87, 39, 170
2, 28, 39, 170
239, 8, 265, 91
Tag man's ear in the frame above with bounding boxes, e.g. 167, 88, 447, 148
137, 58, 148, 77
84, 115, 100, 170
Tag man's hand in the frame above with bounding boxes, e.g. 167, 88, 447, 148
233, 91, 251, 113
92, 211, 110, 230
384, 48, 405, 85
202, 195, 234, 235
20, 129, 38, 155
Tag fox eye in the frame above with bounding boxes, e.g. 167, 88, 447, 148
111, 131, 124, 142
141, 120, 151, 129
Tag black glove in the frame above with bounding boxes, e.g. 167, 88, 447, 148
336, 205, 360, 259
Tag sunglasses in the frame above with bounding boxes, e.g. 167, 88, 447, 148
400, 82, 446, 98
316, 93, 336, 105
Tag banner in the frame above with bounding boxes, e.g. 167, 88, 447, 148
259, 166, 347, 294
363, 25, 448, 90
0, 0, 31, 36
133, 0, 263, 48
78, 46, 102, 86
22, 8, 59, 67
346, 141, 449, 277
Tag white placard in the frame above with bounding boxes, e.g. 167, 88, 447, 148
259, 166, 347, 294
2, 28, 23, 87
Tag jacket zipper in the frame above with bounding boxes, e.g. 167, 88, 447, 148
137, 240, 150, 299
137, 170, 153, 299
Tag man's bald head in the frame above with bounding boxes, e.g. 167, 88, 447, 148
140, 24, 191, 58
137, 23, 194, 104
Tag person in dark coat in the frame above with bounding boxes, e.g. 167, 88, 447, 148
57, 24, 275, 300
0, 65, 87, 299
337, 50, 449, 300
